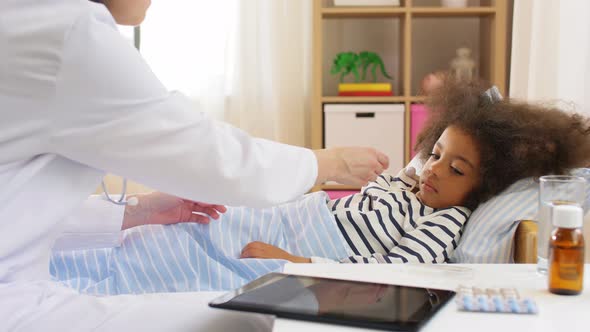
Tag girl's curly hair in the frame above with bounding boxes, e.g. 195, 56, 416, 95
415, 78, 590, 209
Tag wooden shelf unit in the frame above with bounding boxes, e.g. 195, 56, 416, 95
322, 96, 407, 103
311, 0, 509, 191
321, 6, 496, 17
322, 7, 407, 17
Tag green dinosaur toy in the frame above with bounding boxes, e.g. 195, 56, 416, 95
330, 52, 361, 83
330, 51, 392, 83
359, 51, 393, 82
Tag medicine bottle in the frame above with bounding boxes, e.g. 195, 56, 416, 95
548, 205, 585, 295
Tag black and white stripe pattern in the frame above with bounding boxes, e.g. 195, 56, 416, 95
326, 169, 470, 264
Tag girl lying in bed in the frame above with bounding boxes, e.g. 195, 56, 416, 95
51, 79, 590, 294
239, 79, 590, 264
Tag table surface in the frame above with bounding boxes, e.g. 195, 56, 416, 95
93, 264, 588, 332
273, 264, 590, 332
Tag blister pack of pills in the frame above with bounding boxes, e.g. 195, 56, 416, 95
455, 286, 538, 314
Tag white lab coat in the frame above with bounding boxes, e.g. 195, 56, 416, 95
0, 0, 316, 330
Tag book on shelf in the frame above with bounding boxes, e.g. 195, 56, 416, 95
338, 91, 393, 96
338, 83, 392, 92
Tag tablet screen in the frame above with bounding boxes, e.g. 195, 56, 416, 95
209, 273, 454, 331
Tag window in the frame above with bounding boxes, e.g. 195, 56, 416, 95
139, 1, 239, 98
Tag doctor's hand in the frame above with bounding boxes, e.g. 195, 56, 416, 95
313, 147, 389, 186
121, 192, 227, 230
240, 241, 312, 263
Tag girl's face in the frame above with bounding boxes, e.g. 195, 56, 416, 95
417, 126, 481, 209
103, 0, 151, 26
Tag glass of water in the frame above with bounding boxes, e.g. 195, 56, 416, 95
537, 175, 587, 274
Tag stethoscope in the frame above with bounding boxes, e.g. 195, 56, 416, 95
101, 178, 139, 206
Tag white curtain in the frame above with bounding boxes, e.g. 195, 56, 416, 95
510, 0, 590, 261
510, 0, 590, 114
140, 0, 313, 147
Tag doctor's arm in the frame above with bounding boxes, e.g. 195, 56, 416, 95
313, 148, 389, 187
50, 13, 387, 209
59, 192, 226, 235
121, 191, 227, 229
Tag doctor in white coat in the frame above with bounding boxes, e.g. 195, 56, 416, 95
0, 0, 389, 330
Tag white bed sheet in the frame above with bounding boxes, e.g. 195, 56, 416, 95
95, 291, 273, 332
1, 280, 273, 332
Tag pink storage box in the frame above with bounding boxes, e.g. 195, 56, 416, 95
410, 104, 429, 158
324, 190, 358, 200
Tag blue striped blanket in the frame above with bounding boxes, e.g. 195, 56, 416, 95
50, 192, 351, 295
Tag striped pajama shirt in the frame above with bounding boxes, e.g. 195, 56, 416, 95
314, 168, 471, 264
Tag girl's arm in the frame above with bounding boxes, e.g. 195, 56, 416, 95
240, 241, 311, 263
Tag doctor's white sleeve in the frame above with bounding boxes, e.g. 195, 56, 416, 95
61, 195, 125, 233
53, 195, 124, 250
49, 10, 317, 208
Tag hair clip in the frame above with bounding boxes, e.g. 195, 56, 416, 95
482, 86, 503, 104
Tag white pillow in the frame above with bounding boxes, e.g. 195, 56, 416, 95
408, 156, 590, 263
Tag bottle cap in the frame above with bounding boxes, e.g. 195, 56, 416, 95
552, 205, 583, 228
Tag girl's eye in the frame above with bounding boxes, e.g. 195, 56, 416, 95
428, 152, 440, 160
452, 167, 464, 176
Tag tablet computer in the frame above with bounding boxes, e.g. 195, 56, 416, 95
209, 272, 454, 331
